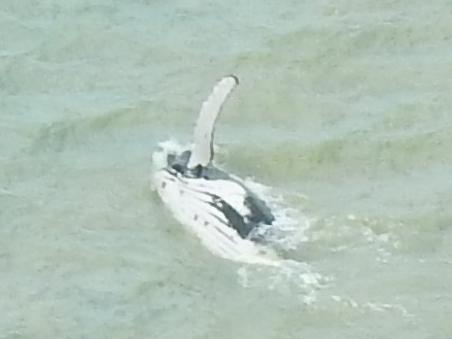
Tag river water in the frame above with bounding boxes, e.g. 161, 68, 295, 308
1, 1, 452, 338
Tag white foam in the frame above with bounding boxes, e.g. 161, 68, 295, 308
237, 259, 329, 305
330, 295, 413, 318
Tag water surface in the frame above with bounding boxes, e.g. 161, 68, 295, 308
1, 1, 452, 338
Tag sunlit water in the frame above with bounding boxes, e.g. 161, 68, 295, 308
1, 1, 452, 338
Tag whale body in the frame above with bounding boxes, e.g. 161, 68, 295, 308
153, 76, 277, 264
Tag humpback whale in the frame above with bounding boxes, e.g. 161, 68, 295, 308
153, 76, 277, 264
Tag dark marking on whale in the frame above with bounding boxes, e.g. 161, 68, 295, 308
244, 196, 275, 225
206, 192, 273, 239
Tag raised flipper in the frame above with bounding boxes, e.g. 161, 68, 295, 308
187, 75, 239, 169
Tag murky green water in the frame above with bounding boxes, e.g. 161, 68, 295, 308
2, 1, 452, 338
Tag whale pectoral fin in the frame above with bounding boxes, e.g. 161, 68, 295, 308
244, 195, 275, 225
187, 75, 239, 168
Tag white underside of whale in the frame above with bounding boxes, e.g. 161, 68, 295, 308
152, 169, 278, 265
